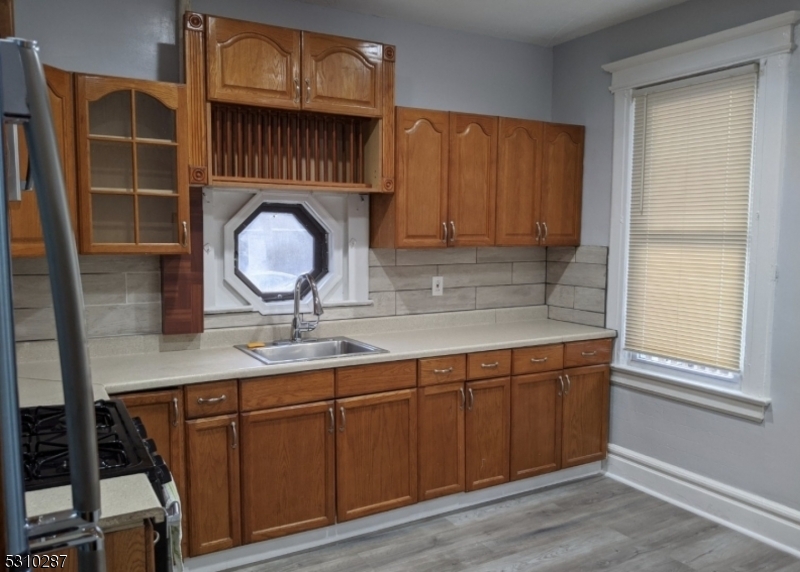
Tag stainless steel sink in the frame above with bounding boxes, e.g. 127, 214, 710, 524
235, 336, 388, 365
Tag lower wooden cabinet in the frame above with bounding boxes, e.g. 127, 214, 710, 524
336, 389, 417, 522
510, 373, 562, 480
418, 382, 465, 500
185, 414, 241, 556
465, 377, 510, 491
561, 365, 610, 468
241, 401, 335, 542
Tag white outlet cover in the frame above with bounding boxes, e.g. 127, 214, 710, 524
432, 276, 444, 296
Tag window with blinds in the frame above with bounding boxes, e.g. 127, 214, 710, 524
625, 66, 758, 374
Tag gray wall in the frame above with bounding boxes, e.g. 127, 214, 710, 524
552, 0, 800, 511
15, 0, 553, 119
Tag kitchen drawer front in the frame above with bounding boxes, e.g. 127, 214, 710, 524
513, 344, 564, 375
564, 339, 613, 368
240, 370, 335, 412
467, 350, 511, 380
419, 355, 466, 386
185, 380, 239, 419
336, 360, 417, 397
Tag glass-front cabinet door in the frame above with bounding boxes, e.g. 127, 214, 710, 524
76, 75, 189, 254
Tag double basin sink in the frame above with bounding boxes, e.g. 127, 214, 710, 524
236, 337, 387, 365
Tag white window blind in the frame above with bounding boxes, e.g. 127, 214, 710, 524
625, 67, 758, 372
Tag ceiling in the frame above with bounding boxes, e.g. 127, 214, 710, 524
293, 0, 692, 46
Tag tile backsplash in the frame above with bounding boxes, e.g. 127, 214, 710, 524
545, 246, 608, 327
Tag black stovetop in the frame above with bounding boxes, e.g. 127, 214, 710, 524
20, 399, 157, 492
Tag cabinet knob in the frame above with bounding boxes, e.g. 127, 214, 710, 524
565, 374, 572, 395
182, 221, 188, 247
305, 78, 311, 103
197, 394, 226, 404
467, 388, 474, 411
433, 366, 454, 374
450, 221, 456, 242
230, 420, 238, 449
339, 406, 346, 432
480, 362, 499, 369
328, 407, 335, 434
171, 397, 179, 427
535, 222, 541, 243
542, 222, 549, 243
530, 357, 548, 364
294, 78, 300, 103
459, 387, 466, 411
558, 375, 564, 397
442, 222, 448, 243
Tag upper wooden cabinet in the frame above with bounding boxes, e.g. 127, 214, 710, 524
540, 123, 584, 246
75, 75, 190, 254
10, 65, 78, 258
206, 16, 301, 109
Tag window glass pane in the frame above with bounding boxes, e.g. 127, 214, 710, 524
137, 143, 176, 192
139, 195, 178, 243
89, 91, 131, 138
92, 194, 134, 243
135, 92, 175, 141
237, 211, 317, 294
90, 140, 133, 191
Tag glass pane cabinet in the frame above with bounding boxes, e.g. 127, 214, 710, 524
76, 75, 189, 254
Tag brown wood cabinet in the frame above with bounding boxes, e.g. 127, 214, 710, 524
465, 377, 510, 491
561, 365, 609, 468
510, 372, 562, 480
241, 401, 335, 542
75, 74, 189, 254
10, 65, 78, 258
336, 389, 417, 522
540, 123, 584, 246
418, 382, 465, 500
185, 414, 240, 556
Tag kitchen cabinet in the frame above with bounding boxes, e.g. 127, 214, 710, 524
185, 414, 241, 556
418, 382, 465, 500
561, 365, 609, 468
336, 389, 417, 522
510, 372, 562, 480
241, 401, 335, 542
465, 377, 510, 491
9, 65, 78, 258
540, 123, 584, 246
75, 74, 189, 254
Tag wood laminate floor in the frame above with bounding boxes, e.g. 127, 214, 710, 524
234, 476, 800, 572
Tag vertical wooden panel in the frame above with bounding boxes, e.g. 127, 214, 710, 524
184, 13, 208, 185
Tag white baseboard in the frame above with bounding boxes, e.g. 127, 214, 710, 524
184, 462, 602, 572
606, 444, 800, 558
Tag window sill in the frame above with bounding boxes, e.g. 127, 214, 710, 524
611, 364, 771, 422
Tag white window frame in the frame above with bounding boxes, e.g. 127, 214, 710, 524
603, 12, 799, 421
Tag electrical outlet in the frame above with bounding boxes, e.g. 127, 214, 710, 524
432, 276, 444, 296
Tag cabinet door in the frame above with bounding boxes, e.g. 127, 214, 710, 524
241, 401, 335, 543
76, 75, 189, 254
395, 107, 449, 248
496, 118, 544, 246
562, 365, 609, 468
540, 123, 584, 246
510, 373, 562, 480
448, 113, 498, 246
185, 414, 240, 556
206, 16, 301, 109
301, 32, 383, 117
418, 382, 465, 501
336, 389, 417, 522
10, 65, 78, 258
465, 377, 510, 491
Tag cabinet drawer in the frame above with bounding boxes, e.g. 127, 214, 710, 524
336, 360, 417, 397
513, 344, 564, 375
419, 355, 466, 386
564, 339, 613, 368
467, 350, 511, 380
185, 380, 238, 419
240, 370, 334, 412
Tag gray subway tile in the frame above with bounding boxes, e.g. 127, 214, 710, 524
512, 262, 546, 284
575, 246, 609, 264
83, 273, 127, 306
85, 303, 161, 337
12, 275, 53, 309
12, 257, 49, 276
323, 292, 396, 321
547, 261, 607, 289
546, 284, 575, 308
438, 263, 512, 288
574, 287, 606, 313
79, 255, 160, 274
369, 249, 396, 267
126, 272, 161, 303
476, 246, 546, 263
547, 247, 576, 262
14, 308, 56, 341
548, 306, 605, 328
369, 265, 437, 292
476, 284, 545, 310
396, 287, 476, 315
396, 248, 476, 266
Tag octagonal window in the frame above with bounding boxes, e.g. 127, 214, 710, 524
234, 203, 329, 302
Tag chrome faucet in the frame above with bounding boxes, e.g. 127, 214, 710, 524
291, 273, 324, 342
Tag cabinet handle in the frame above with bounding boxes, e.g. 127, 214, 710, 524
433, 367, 454, 374
565, 375, 572, 395
459, 387, 466, 411
328, 407, 334, 434
467, 388, 474, 411
450, 221, 456, 242
294, 78, 300, 103
535, 221, 541, 243
581, 351, 598, 357
230, 420, 238, 449
442, 222, 448, 243
305, 78, 311, 103
197, 394, 226, 405
339, 406, 346, 432
530, 357, 548, 364
481, 362, 499, 369
182, 221, 188, 247
542, 222, 549, 243
171, 397, 179, 427
558, 375, 564, 396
